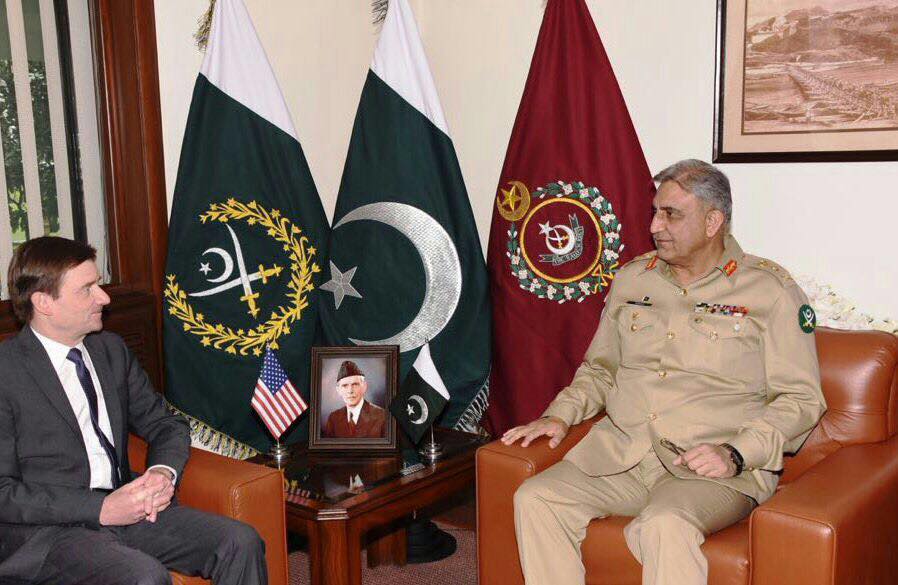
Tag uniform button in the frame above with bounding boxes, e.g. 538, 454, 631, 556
693, 317, 703, 324
658, 370, 667, 379
680, 288, 688, 296
666, 331, 675, 340
631, 311, 639, 320
648, 413, 658, 421
710, 331, 719, 341
734, 323, 742, 332
630, 324, 638, 332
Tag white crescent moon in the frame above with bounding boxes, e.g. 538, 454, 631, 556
334, 202, 462, 352
201, 247, 234, 283
408, 395, 429, 425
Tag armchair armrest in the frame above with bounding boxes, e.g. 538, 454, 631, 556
128, 437, 288, 585
477, 416, 598, 585
751, 434, 898, 585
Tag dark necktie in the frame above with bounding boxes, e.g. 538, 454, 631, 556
66, 348, 121, 488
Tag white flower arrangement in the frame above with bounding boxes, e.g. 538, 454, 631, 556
796, 275, 897, 335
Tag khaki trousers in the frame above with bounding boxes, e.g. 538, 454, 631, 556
513, 451, 755, 585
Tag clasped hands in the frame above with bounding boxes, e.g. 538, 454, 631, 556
501, 417, 737, 479
99, 468, 175, 526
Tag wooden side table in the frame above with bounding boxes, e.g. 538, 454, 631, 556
252, 427, 483, 585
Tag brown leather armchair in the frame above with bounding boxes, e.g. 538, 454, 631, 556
129, 438, 288, 585
477, 328, 898, 585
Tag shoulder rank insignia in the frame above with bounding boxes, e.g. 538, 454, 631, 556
751, 257, 794, 286
722, 260, 737, 277
694, 302, 748, 317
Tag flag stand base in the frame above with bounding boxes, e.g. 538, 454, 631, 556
418, 428, 443, 463
269, 442, 289, 468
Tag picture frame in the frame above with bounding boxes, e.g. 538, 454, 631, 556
713, 0, 898, 163
308, 345, 399, 453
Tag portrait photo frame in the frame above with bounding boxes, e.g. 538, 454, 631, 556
714, 0, 898, 163
308, 345, 399, 453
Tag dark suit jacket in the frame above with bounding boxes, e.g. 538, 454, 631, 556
323, 400, 386, 438
0, 327, 190, 580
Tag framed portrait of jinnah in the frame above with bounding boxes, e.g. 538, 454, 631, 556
308, 345, 399, 453
714, 0, 898, 162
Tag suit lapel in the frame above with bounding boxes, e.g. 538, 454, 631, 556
84, 334, 125, 461
17, 328, 83, 442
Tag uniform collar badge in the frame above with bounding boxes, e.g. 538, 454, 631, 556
645, 256, 658, 271
722, 259, 738, 277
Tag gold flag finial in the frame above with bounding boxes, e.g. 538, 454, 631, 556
372, 0, 388, 25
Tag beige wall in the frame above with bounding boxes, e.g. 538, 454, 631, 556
155, 0, 897, 318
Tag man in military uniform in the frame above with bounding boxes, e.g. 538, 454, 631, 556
501, 159, 826, 585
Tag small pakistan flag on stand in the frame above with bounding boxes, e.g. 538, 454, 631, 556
391, 343, 449, 444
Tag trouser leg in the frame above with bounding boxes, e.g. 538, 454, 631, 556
121, 504, 267, 585
513, 459, 650, 585
33, 527, 171, 585
623, 467, 755, 585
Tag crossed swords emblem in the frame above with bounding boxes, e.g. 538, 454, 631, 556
189, 225, 282, 318
801, 307, 815, 330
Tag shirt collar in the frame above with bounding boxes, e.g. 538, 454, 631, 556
638, 235, 744, 286
714, 234, 744, 285
30, 327, 86, 372
348, 400, 365, 421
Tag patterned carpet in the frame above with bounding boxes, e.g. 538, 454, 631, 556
287, 526, 476, 585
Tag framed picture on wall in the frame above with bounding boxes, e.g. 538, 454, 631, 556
308, 345, 399, 453
714, 0, 898, 162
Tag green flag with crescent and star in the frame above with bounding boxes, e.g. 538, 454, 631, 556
163, 0, 327, 453
319, 0, 490, 434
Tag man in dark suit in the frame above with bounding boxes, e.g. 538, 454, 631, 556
323, 361, 386, 438
0, 236, 267, 585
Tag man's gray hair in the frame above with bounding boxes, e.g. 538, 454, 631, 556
652, 159, 732, 223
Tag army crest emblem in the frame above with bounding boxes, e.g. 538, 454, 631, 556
164, 198, 321, 356
497, 180, 623, 304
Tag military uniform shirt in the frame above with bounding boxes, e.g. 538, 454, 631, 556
542, 235, 826, 503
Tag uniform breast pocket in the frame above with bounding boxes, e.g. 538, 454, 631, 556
686, 314, 762, 382
616, 306, 664, 367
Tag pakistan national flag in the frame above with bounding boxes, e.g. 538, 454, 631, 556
390, 343, 449, 444
320, 0, 490, 431
163, 0, 327, 452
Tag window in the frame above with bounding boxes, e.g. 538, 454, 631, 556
0, 0, 106, 298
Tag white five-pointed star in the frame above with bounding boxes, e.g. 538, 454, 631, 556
407, 403, 415, 416
320, 261, 363, 310
199, 262, 212, 275
538, 221, 553, 235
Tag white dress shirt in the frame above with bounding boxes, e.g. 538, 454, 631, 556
31, 328, 176, 489
347, 400, 366, 424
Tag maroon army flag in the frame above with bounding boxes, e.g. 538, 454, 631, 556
485, 0, 655, 434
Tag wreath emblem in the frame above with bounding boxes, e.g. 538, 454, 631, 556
503, 181, 623, 304
164, 198, 320, 356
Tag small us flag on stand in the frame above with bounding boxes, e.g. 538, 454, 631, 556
251, 347, 307, 439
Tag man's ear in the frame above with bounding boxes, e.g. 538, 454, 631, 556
705, 208, 726, 239
30, 291, 54, 318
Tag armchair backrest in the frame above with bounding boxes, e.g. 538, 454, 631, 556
781, 327, 898, 484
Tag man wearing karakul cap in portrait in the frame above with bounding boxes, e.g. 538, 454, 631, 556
323, 360, 386, 438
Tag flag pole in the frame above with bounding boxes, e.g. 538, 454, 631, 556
418, 340, 444, 464
270, 436, 288, 469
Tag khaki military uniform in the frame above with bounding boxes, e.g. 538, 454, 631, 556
514, 236, 826, 585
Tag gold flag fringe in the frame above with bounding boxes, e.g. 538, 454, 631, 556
194, 0, 217, 52
166, 401, 259, 460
